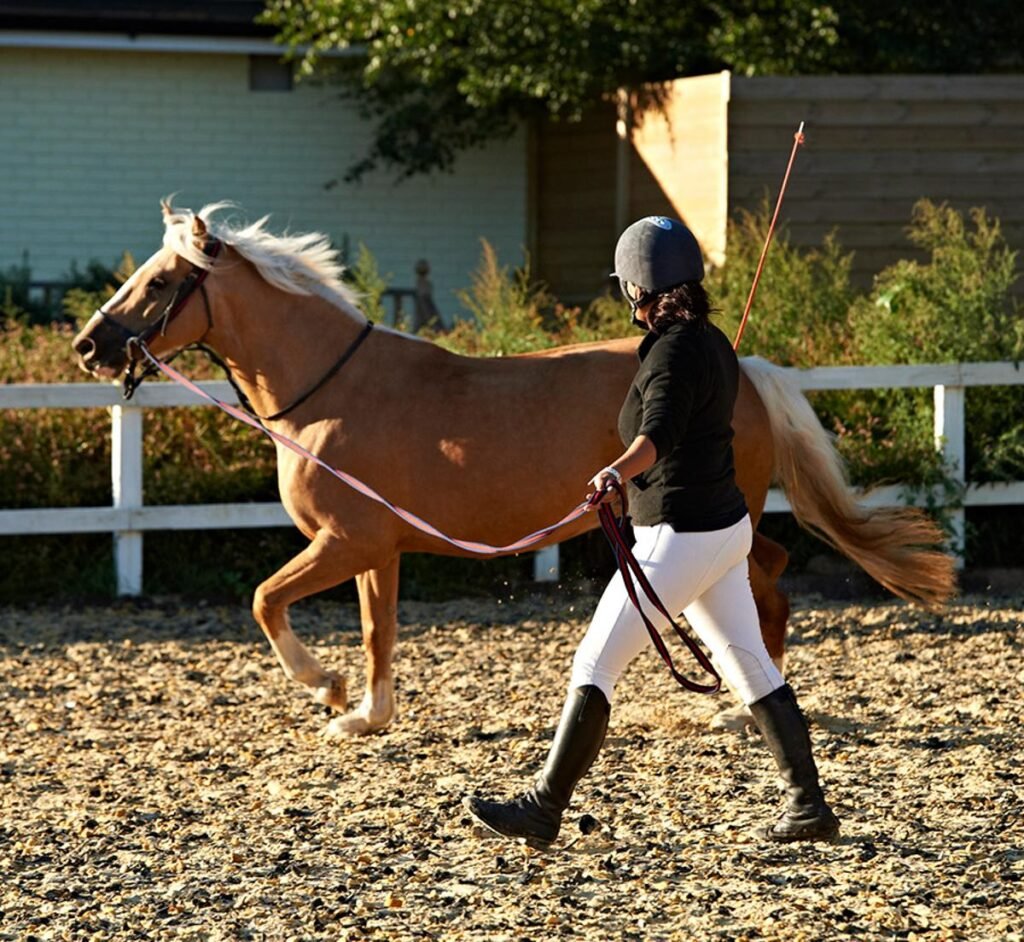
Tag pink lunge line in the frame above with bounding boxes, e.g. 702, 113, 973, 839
142, 348, 592, 556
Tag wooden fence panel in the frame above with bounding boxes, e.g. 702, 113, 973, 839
728, 75, 1024, 288
532, 74, 1024, 301
535, 105, 618, 302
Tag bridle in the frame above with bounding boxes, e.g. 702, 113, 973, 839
96, 236, 374, 423
96, 237, 222, 401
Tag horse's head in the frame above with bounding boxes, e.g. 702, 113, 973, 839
72, 201, 220, 380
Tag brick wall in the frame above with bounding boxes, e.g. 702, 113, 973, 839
0, 47, 528, 320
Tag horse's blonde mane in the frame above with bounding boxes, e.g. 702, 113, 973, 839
161, 201, 364, 316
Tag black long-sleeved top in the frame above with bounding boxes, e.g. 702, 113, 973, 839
617, 321, 748, 531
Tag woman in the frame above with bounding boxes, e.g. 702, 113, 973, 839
463, 216, 840, 846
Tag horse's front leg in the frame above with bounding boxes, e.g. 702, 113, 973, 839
252, 529, 359, 714
325, 557, 401, 737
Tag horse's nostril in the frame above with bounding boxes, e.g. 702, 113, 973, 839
74, 336, 96, 359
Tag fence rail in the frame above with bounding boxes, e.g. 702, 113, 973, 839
2, 360, 1023, 595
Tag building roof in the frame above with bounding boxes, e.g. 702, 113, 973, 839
0, 1, 271, 37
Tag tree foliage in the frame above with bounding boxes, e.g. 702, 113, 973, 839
261, 0, 1021, 180
260, 0, 836, 179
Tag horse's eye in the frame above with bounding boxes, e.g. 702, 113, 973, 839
147, 277, 167, 296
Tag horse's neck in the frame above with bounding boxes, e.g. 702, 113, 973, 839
211, 276, 369, 421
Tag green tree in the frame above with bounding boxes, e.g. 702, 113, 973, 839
261, 0, 1020, 181
260, 0, 838, 179
820, 0, 1022, 74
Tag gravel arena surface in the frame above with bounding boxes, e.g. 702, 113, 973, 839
2, 591, 1022, 942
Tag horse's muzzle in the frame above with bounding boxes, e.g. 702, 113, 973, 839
72, 313, 131, 377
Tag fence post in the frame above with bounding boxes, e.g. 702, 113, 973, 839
933, 384, 966, 569
111, 404, 144, 595
413, 259, 441, 331
533, 544, 560, 583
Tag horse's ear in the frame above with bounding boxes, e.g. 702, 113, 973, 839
160, 198, 173, 220
192, 214, 208, 241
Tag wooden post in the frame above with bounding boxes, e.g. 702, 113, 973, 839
111, 404, 144, 595
934, 384, 966, 568
413, 259, 441, 331
533, 544, 560, 583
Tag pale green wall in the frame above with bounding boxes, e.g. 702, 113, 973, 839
0, 47, 528, 318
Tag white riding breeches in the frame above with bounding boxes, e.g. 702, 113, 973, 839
569, 515, 785, 705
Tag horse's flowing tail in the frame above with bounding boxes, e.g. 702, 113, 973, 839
741, 356, 957, 608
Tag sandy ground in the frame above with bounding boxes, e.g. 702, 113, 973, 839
1, 591, 1022, 941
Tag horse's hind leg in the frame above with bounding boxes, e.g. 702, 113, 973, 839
709, 532, 791, 731
252, 529, 358, 713
749, 532, 791, 671
325, 556, 401, 738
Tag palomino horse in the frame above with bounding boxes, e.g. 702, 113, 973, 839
72, 203, 956, 736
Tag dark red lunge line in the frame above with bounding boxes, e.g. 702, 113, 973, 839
138, 127, 804, 694
592, 483, 722, 694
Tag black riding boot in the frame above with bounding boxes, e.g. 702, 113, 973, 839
748, 684, 840, 842
463, 685, 610, 848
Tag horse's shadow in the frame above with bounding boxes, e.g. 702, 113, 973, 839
0, 598, 363, 653
0, 594, 579, 652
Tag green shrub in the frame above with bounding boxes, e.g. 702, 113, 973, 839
0, 253, 124, 326
432, 240, 631, 355
848, 201, 1024, 485
346, 242, 391, 327
438, 240, 558, 355
852, 201, 1023, 364
706, 200, 858, 367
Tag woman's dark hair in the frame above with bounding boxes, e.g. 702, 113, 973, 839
647, 281, 715, 334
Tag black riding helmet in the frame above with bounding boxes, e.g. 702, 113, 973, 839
611, 216, 705, 319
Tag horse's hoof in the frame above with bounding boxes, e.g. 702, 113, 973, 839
323, 708, 392, 738
709, 703, 755, 731
313, 672, 348, 711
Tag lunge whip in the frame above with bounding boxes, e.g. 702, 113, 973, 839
732, 122, 806, 351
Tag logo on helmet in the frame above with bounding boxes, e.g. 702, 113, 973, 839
646, 216, 673, 230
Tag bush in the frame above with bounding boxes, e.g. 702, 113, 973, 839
437, 240, 560, 355
345, 242, 391, 327
706, 200, 858, 367
849, 201, 1024, 485
1, 253, 124, 326
852, 201, 1023, 364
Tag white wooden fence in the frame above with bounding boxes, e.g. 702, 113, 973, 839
2, 361, 1023, 595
